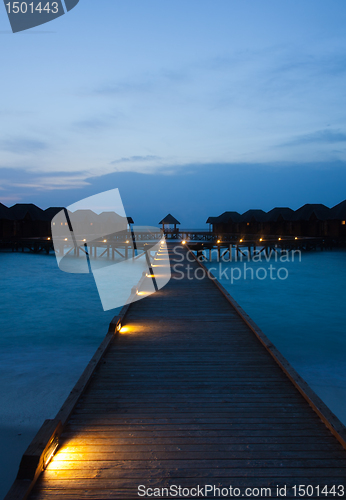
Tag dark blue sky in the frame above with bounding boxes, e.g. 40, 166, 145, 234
1, 1, 346, 226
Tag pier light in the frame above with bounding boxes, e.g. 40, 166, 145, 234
83, 239, 86, 242
43, 434, 59, 469
182, 240, 186, 245
119, 325, 132, 334
125, 240, 130, 244
278, 237, 281, 241
259, 238, 263, 242
47, 237, 51, 240
146, 273, 155, 278
239, 239, 243, 243
64, 238, 68, 241
342, 221, 346, 225
116, 322, 122, 332
119, 325, 136, 334
103, 239, 107, 243
295, 237, 298, 240
217, 239, 221, 244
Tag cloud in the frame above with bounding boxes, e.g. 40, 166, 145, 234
2, 161, 346, 221
111, 155, 162, 164
0, 167, 90, 191
94, 66, 191, 98
0, 138, 48, 154
72, 112, 124, 132
95, 80, 152, 96
279, 129, 346, 148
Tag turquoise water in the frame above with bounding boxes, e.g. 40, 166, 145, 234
0, 252, 117, 498
204, 250, 346, 426
1, 250, 345, 497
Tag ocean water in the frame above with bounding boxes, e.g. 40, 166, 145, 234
1, 249, 345, 497
204, 249, 346, 427
0, 252, 117, 498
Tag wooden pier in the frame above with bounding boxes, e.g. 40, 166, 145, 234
6, 243, 346, 499
0, 231, 329, 259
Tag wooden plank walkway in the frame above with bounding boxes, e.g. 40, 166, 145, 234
28, 244, 346, 499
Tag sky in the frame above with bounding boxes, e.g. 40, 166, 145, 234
1, 0, 346, 226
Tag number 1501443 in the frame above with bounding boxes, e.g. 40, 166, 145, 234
5, 2, 60, 14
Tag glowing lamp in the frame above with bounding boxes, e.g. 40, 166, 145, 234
239, 239, 243, 243
43, 435, 59, 469
64, 238, 68, 241
103, 239, 107, 243
278, 237, 281, 241
342, 221, 346, 225
182, 240, 186, 245
83, 238, 86, 242
47, 237, 51, 240
120, 325, 131, 333
259, 238, 263, 242
217, 239, 221, 244
295, 237, 298, 240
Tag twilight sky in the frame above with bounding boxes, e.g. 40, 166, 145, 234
1, 0, 346, 226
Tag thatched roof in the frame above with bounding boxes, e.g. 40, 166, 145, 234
294, 203, 331, 221
265, 207, 295, 222
241, 209, 267, 223
43, 207, 65, 221
159, 214, 180, 225
206, 211, 241, 224
207, 200, 346, 225
7, 203, 44, 221
0, 203, 9, 219
330, 200, 346, 220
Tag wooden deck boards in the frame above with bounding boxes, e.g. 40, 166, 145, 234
29, 244, 346, 499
